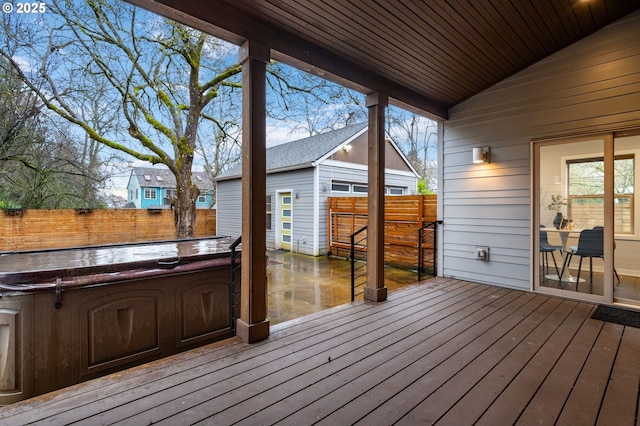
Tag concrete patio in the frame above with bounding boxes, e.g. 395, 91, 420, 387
266, 250, 421, 324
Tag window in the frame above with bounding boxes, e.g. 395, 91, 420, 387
266, 195, 272, 230
352, 184, 368, 193
197, 195, 206, 203
331, 181, 350, 193
144, 188, 157, 199
386, 186, 405, 195
567, 155, 634, 234
144, 174, 151, 181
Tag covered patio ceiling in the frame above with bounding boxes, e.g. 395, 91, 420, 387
129, 0, 640, 120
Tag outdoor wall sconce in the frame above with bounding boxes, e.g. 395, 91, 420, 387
473, 146, 490, 164
342, 144, 352, 152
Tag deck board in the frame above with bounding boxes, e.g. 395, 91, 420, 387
556, 321, 624, 426
597, 326, 640, 425
1, 277, 639, 426
395, 296, 562, 425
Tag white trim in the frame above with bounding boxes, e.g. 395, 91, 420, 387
143, 188, 157, 199
386, 137, 421, 177
313, 127, 368, 165
313, 166, 320, 255
321, 159, 418, 178
436, 121, 444, 277
275, 188, 294, 250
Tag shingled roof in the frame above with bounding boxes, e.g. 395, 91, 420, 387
216, 122, 367, 181
130, 167, 213, 191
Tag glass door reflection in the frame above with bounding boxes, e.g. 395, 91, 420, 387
613, 134, 640, 304
538, 138, 605, 296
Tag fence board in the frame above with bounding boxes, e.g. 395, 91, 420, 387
327, 195, 437, 268
0, 209, 216, 252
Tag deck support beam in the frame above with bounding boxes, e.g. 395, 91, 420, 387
365, 92, 388, 302
237, 39, 270, 343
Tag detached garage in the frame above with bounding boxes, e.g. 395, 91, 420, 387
215, 122, 418, 255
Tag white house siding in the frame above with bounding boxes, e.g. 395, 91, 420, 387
264, 169, 316, 255
215, 179, 242, 238
215, 169, 318, 254
319, 160, 418, 195
441, 11, 640, 290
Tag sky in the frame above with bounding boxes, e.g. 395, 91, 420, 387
2, 0, 437, 199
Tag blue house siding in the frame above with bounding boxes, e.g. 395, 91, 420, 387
126, 167, 213, 209
140, 187, 162, 209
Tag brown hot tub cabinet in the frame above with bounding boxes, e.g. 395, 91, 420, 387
0, 237, 239, 405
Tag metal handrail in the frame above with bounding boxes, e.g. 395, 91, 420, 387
350, 225, 367, 301
229, 236, 242, 335
418, 220, 442, 281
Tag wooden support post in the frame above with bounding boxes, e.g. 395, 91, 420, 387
365, 92, 388, 302
236, 40, 270, 343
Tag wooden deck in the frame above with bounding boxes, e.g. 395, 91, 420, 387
2, 277, 639, 425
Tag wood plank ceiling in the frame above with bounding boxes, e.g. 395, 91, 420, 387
129, 0, 640, 120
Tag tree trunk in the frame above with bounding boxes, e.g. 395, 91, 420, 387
174, 168, 199, 239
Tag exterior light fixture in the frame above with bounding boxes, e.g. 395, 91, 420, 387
473, 146, 490, 164
342, 144, 352, 152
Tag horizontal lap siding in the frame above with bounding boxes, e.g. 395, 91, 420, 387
216, 170, 317, 254
442, 11, 640, 290
215, 180, 242, 238
266, 169, 316, 254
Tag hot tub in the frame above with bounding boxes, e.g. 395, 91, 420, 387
0, 237, 239, 404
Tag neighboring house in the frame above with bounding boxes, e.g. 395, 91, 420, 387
215, 122, 419, 255
126, 167, 213, 209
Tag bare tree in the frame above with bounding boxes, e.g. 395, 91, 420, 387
1, 0, 243, 237
387, 109, 438, 193
266, 62, 367, 137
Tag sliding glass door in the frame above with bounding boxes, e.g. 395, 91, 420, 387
534, 133, 640, 306
612, 134, 639, 304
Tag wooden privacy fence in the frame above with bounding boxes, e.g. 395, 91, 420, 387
327, 195, 437, 268
0, 209, 216, 252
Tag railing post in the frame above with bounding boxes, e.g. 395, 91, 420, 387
350, 232, 355, 302
417, 221, 442, 281
350, 225, 367, 301
433, 222, 439, 277
229, 236, 242, 335
418, 228, 423, 282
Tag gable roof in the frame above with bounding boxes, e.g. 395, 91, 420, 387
129, 167, 213, 191
216, 122, 368, 181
